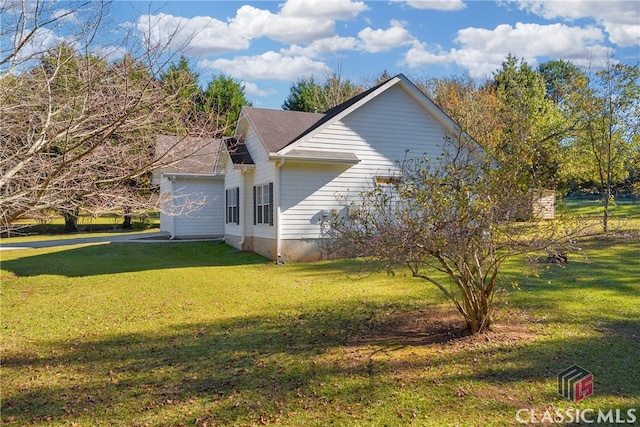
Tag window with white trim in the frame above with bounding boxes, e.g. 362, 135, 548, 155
226, 187, 239, 224
253, 183, 273, 225
375, 175, 401, 185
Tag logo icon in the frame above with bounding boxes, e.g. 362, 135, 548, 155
558, 364, 593, 402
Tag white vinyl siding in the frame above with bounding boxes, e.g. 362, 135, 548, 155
279, 163, 351, 238
244, 124, 276, 239
223, 169, 258, 239
297, 85, 446, 168
279, 85, 450, 240
244, 128, 269, 164
161, 176, 225, 237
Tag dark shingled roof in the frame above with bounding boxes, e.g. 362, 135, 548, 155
242, 107, 324, 152
225, 137, 254, 165
238, 75, 419, 157
156, 136, 221, 174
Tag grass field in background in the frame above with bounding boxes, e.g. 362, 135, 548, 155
4, 213, 160, 238
559, 197, 640, 218
2, 230, 638, 425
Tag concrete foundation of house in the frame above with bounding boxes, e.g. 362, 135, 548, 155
280, 238, 339, 262
224, 234, 339, 262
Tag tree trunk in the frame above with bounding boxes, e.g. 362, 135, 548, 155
463, 301, 491, 334
603, 133, 613, 233
603, 191, 610, 233
63, 209, 79, 232
122, 207, 132, 229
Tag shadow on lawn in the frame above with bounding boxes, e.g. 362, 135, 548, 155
514, 237, 640, 300
1, 242, 269, 277
3, 301, 638, 426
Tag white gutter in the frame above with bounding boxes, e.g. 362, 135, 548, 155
269, 154, 359, 165
275, 158, 285, 263
162, 173, 222, 180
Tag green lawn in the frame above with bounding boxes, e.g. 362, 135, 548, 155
0, 228, 161, 244
559, 197, 640, 218
4, 213, 160, 238
1, 236, 639, 426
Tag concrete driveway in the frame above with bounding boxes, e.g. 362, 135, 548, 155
0, 231, 223, 251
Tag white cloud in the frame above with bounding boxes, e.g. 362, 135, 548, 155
604, 22, 639, 48
513, 0, 640, 47
13, 27, 61, 63
280, 0, 369, 19
137, 13, 248, 55
51, 8, 80, 24
137, 1, 369, 55
282, 21, 415, 57
404, 22, 615, 78
455, 22, 605, 58
282, 36, 360, 57
230, 5, 336, 44
198, 51, 332, 81
241, 81, 275, 97
393, 0, 466, 11
358, 20, 416, 53
404, 41, 453, 67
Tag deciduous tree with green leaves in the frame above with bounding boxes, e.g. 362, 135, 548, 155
420, 56, 570, 196
490, 54, 566, 191
575, 62, 640, 232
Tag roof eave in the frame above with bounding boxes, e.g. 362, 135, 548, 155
231, 163, 256, 170
269, 154, 360, 166
161, 172, 224, 180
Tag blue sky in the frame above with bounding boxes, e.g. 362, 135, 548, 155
113, 1, 639, 108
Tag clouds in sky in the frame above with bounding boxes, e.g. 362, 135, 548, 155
132, 0, 638, 99
229, 5, 336, 44
279, 0, 368, 19
358, 20, 415, 53
406, 22, 614, 78
514, 0, 640, 47
138, 13, 249, 55
199, 52, 331, 82
395, 0, 466, 11
518, 0, 640, 47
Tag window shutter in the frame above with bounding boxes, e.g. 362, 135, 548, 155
253, 185, 257, 225
225, 189, 229, 224
235, 187, 240, 225
269, 182, 274, 226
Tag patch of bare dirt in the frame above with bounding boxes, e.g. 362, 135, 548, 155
347, 305, 538, 351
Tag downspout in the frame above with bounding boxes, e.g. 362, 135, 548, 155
275, 158, 285, 263
169, 175, 176, 240
238, 169, 245, 247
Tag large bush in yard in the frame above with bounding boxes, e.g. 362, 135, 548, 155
334, 137, 577, 333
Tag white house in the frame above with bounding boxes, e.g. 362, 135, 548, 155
159, 74, 480, 260
154, 136, 225, 239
